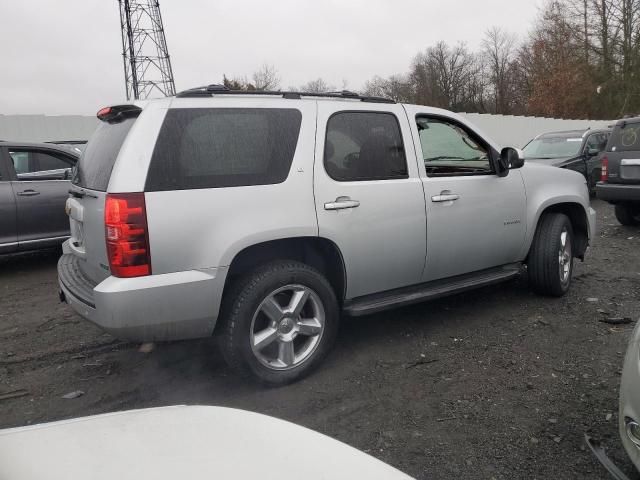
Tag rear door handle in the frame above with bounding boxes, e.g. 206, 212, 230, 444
16, 189, 40, 197
324, 196, 360, 210
431, 193, 460, 202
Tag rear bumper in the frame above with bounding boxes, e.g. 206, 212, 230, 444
596, 182, 640, 203
57, 248, 227, 342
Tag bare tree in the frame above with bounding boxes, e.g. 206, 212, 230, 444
362, 74, 414, 102
299, 78, 334, 93
410, 41, 480, 111
482, 27, 518, 113
252, 63, 281, 91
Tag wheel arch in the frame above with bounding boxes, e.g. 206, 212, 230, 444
528, 202, 590, 261
222, 236, 347, 305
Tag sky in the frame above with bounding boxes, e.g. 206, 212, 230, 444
0, 0, 543, 115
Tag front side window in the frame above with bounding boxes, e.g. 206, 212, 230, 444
416, 117, 492, 176
324, 112, 408, 181
9, 150, 73, 180
146, 108, 302, 191
585, 133, 607, 153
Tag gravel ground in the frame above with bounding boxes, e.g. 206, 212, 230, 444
1, 199, 639, 479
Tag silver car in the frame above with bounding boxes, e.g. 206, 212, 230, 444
58, 88, 596, 384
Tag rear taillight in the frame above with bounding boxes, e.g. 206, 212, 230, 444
105, 193, 151, 278
601, 156, 609, 182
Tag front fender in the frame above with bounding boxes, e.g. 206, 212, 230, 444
519, 163, 595, 259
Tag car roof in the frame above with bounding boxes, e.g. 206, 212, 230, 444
615, 116, 640, 126
174, 86, 396, 104
535, 128, 610, 140
0, 141, 80, 157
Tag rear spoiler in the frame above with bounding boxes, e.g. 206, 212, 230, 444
97, 105, 142, 124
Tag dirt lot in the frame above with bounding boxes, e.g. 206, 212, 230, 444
1, 199, 639, 479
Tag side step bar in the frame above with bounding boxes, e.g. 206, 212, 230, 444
343, 264, 522, 317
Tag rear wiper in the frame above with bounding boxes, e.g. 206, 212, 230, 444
69, 187, 98, 199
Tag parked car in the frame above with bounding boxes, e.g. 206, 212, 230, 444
596, 116, 640, 225
0, 405, 413, 479
0, 141, 78, 254
58, 88, 595, 385
619, 321, 640, 474
46, 140, 88, 156
586, 321, 640, 480
522, 128, 610, 193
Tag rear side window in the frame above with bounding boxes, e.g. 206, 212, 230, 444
145, 108, 302, 191
608, 122, 640, 153
324, 112, 407, 181
73, 118, 136, 191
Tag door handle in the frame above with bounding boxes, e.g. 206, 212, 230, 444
324, 196, 360, 210
431, 193, 460, 202
17, 190, 40, 197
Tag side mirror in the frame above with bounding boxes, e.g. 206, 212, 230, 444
498, 147, 524, 176
586, 148, 599, 157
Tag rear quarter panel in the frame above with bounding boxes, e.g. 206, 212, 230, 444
142, 98, 318, 274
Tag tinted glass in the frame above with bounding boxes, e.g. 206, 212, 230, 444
9, 150, 73, 180
37, 152, 73, 171
9, 151, 30, 174
585, 133, 608, 152
608, 122, 640, 153
146, 108, 302, 191
73, 117, 137, 191
416, 117, 491, 176
324, 112, 407, 181
523, 134, 583, 159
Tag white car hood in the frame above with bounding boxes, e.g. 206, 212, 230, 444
0, 405, 413, 480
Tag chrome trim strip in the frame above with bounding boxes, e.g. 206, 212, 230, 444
621, 159, 640, 166
19, 235, 70, 245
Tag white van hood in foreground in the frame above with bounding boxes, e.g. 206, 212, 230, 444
0, 405, 413, 480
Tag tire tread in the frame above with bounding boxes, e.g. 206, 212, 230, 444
217, 260, 338, 385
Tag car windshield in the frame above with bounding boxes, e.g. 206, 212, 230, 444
522, 135, 583, 159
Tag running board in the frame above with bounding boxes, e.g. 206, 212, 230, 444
343, 264, 522, 317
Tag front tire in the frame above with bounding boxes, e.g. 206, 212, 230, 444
218, 261, 339, 386
615, 203, 640, 226
528, 213, 574, 297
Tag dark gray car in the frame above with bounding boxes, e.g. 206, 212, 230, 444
596, 116, 640, 225
522, 128, 611, 194
0, 141, 78, 254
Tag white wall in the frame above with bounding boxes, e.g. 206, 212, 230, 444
0, 114, 98, 143
459, 113, 615, 149
0, 111, 615, 150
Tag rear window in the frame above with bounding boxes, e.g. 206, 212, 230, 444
145, 108, 302, 191
608, 122, 640, 153
72, 118, 136, 191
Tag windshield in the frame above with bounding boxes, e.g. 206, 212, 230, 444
522, 135, 583, 159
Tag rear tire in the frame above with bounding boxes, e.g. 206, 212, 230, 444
528, 213, 574, 297
218, 261, 339, 386
615, 203, 640, 226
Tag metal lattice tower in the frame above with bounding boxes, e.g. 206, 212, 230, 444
118, 0, 176, 100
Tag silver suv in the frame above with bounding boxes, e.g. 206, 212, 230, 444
58, 87, 596, 385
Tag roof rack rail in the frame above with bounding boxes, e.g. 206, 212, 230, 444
175, 85, 395, 104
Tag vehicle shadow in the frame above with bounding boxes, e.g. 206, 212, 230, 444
107, 276, 536, 404
0, 248, 61, 276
